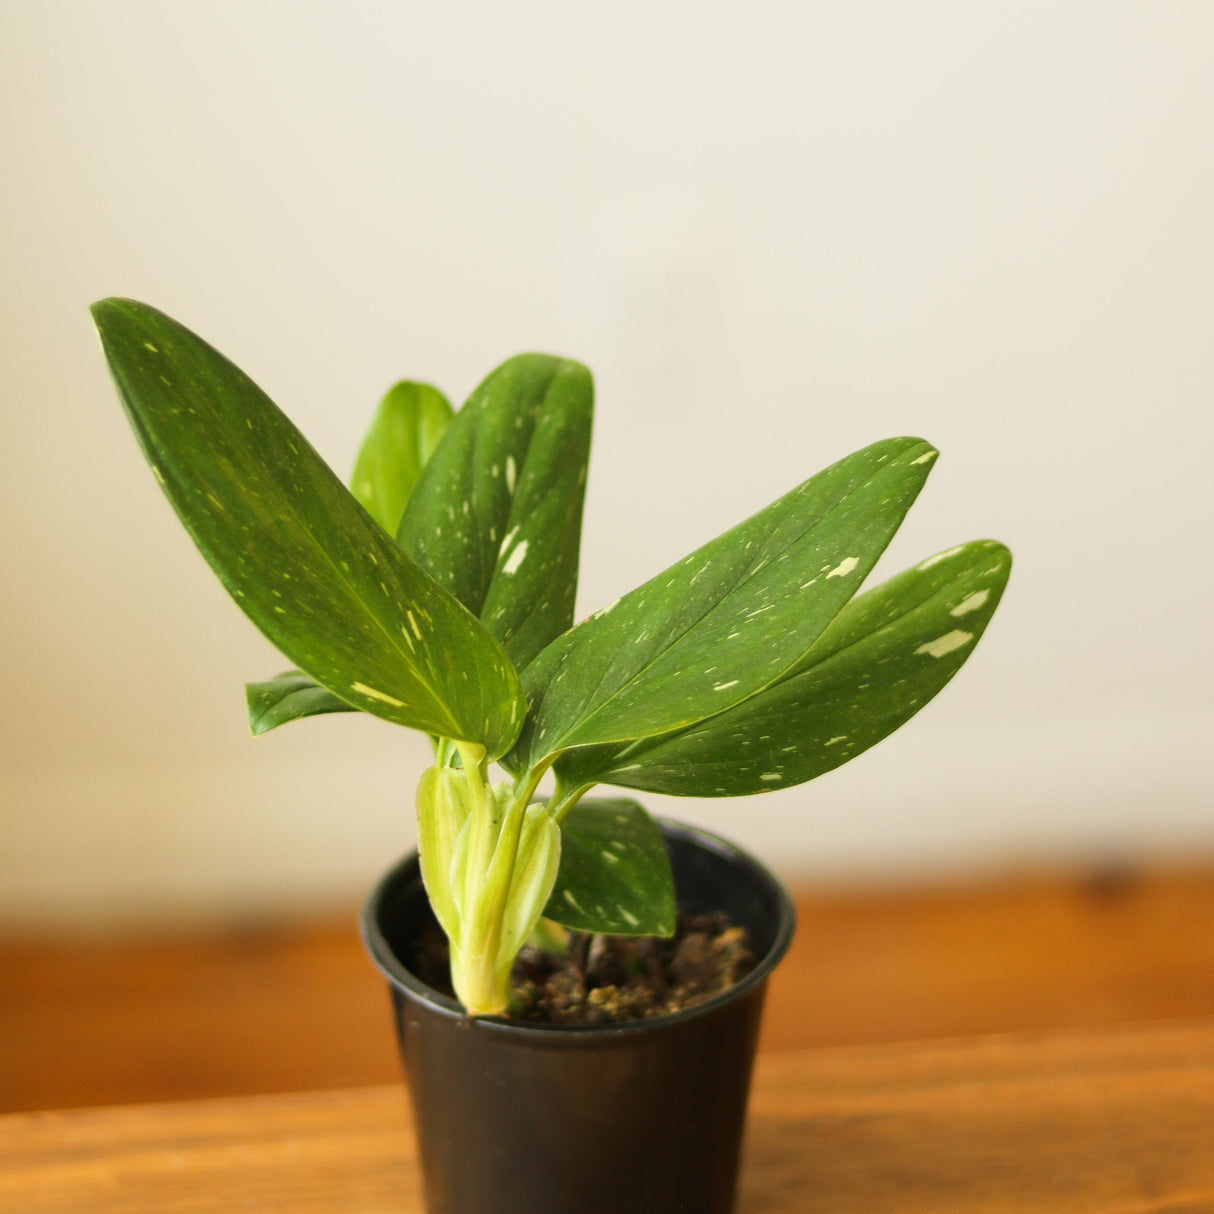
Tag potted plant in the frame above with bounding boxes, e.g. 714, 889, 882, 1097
92, 298, 1011, 1214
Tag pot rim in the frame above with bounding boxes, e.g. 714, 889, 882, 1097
361, 817, 796, 1040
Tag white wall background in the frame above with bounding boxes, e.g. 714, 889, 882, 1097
1, 1, 1211, 925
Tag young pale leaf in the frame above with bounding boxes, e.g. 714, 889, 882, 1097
416, 766, 475, 940
556, 540, 1011, 796
507, 437, 938, 772
245, 670, 355, 736
543, 798, 675, 937
92, 298, 524, 758
497, 804, 562, 970
350, 380, 453, 536
398, 354, 593, 671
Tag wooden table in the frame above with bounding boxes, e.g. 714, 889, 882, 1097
3, 1019, 1212, 1213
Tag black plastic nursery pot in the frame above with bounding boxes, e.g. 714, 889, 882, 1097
362, 819, 796, 1214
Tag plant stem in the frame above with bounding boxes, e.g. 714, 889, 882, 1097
510, 752, 557, 812
435, 747, 573, 1016
548, 777, 594, 826
453, 739, 486, 781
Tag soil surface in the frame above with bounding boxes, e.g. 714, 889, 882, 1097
409, 913, 758, 1024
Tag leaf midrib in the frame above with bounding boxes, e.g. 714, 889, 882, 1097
545, 448, 924, 750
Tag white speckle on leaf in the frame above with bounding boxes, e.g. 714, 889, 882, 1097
406, 610, 422, 639
825, 735, 847, 746
563, 889, 582, 910
714, 680, 739, 691
619, 908, 639, 927
142, 341, 158, 353
505, 456, 516, 493
826, 557, 859, 579
915, 630, 974, 658
601, 850, 619, 864
499, 526, 519, 556
351, 682, 407, 707
760, 772, 782, 782
918, 545, 965, 572
951, 590, 990, 617
502, 541, 528, 575
912, 450, 938, 465
800, 577, 819, 590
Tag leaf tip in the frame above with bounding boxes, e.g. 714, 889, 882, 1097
89, 295, 140, 325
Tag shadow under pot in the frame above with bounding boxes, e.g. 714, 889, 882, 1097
362, 818, 796, 1214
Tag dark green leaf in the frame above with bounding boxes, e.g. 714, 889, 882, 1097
92, 298, 524, 757
508, 437, 938, 771
249, 381, 454, 734
398, 354, 593, 671
245, 670, 355, 736
350, 380, 453, 536
543, 797, 675, 936
557, 540, 1011, 795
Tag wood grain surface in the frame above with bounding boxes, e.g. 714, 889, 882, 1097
4, 867, 1214, 1113
2, 1019, 1212, 1213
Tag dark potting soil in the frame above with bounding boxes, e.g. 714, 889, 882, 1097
409, 912, 758, 1024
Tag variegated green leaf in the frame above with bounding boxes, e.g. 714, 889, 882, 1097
398, 354, 593, 671
506, 437, 938, 771
543, 797, 675, 936
92, 298, 524, 758
245, 670, 355, 736
350, 380, 453, 536
246, 382, 454, 734
556, 540, 1011, 796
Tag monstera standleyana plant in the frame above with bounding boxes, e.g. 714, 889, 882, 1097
93, 298, 1011, 1016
